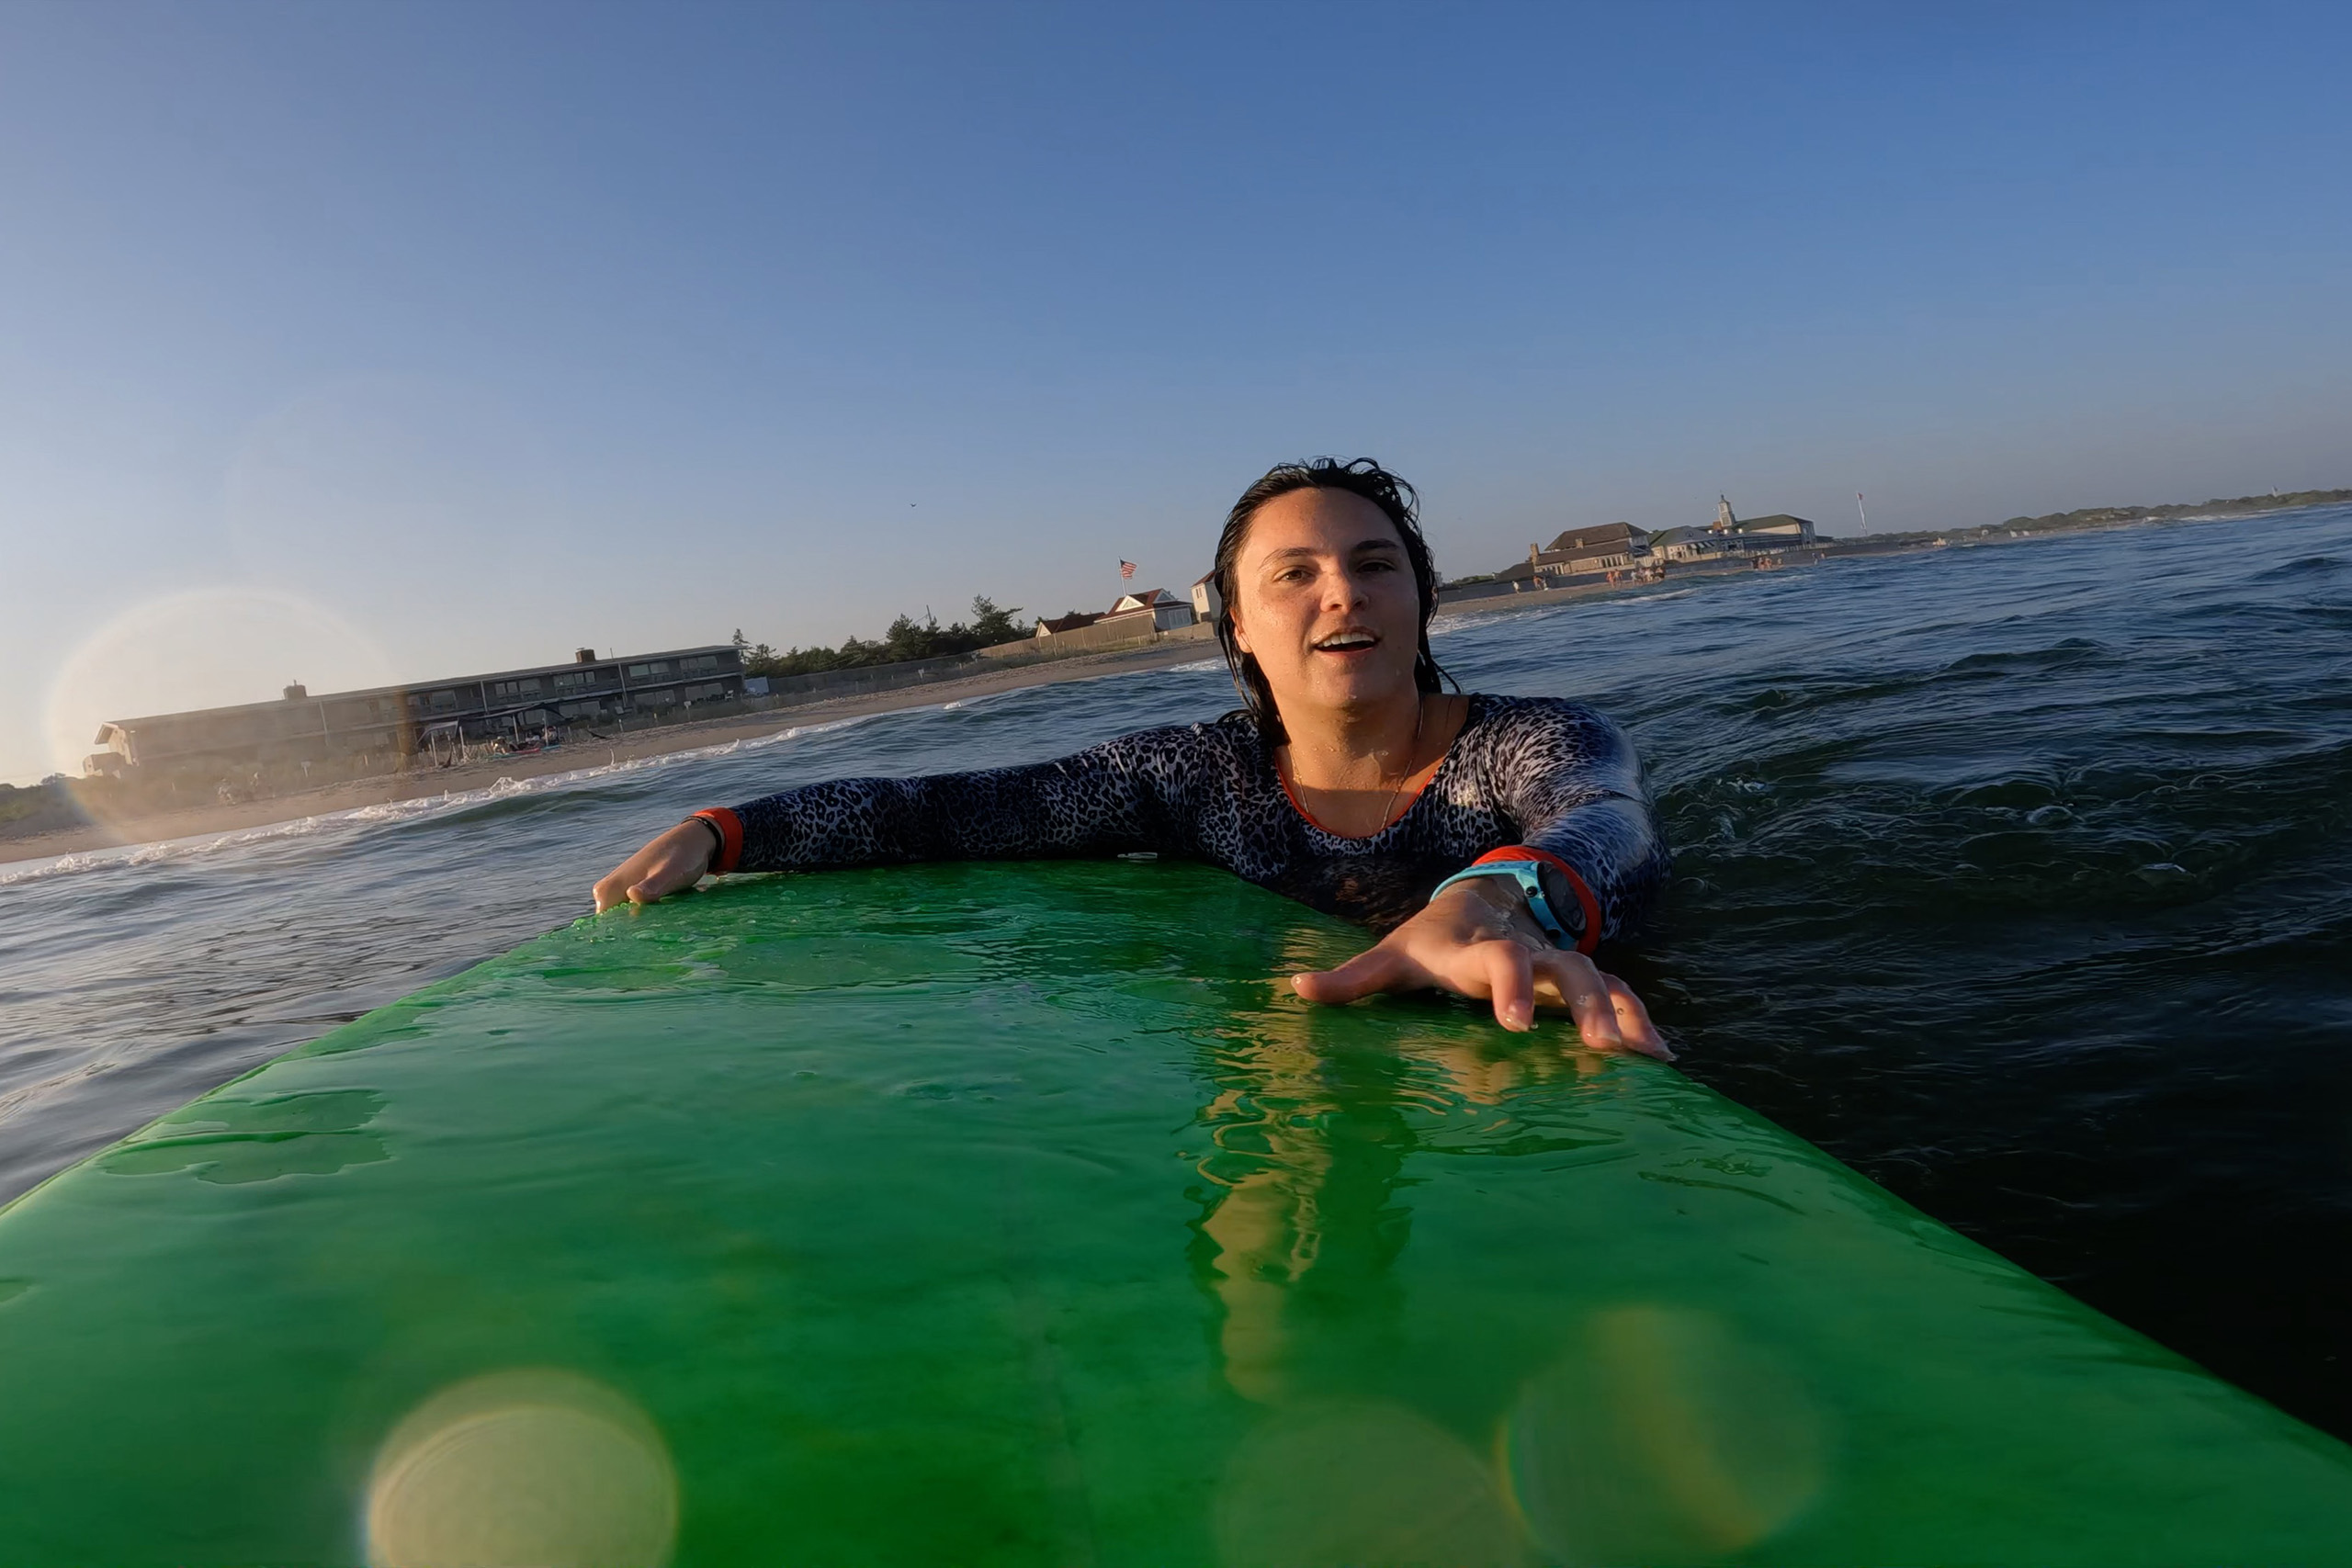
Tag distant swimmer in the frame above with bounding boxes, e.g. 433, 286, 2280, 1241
594, 458, 1668, 1055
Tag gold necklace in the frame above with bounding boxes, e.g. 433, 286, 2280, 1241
1374, 694, 1427, 832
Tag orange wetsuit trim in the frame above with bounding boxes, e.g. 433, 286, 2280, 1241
1274, 754, 1447, 840
693, 807, 745, 874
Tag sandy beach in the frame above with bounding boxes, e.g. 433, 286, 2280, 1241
1, 637, 1228, 866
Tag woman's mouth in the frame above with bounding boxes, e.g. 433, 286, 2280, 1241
1311, 630, 1381, 655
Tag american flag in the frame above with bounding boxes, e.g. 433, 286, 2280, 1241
1118, 559, 1136, 580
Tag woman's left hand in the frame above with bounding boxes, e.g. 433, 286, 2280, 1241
1290, 876, 1672, 1058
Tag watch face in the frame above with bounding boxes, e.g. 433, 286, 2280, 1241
1534, 863, 1583, 937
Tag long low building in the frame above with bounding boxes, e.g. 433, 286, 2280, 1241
1440, 498, 1822, 604
89, 645, 745, 780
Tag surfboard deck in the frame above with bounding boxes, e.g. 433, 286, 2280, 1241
0, 859, 2346, 1565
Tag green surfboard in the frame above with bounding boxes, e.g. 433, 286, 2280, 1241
1, 861, 2346, 1565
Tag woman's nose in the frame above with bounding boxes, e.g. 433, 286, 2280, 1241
1323, 568, 1368, 608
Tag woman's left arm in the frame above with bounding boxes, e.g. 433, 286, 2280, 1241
1292, 703, 1672, 1055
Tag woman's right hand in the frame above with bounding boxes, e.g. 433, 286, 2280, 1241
1291, 875, 1671, 1058
593, 821, 718, 912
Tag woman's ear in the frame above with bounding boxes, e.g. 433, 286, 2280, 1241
1227, 605, 1252, 655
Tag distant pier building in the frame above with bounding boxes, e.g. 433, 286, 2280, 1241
1648, 497, 1817, 563
1439, 497, 1823, 604
88, 644, 745, 781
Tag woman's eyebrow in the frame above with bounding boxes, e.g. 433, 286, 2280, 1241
1261, 537, 1404, 562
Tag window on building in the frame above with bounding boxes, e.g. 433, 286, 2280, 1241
684, 654, 718, 672
429, 691, 458, 710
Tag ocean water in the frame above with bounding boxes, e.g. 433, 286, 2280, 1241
4, 503, 2348, 1438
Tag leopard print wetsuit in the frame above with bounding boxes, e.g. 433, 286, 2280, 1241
699, 694, 1665, 942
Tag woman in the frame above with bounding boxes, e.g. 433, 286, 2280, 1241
594, 458, 1669, 1056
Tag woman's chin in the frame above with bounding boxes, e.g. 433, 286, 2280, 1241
1290, 663, 1417, 712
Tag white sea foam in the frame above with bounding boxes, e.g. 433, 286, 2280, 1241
0, 816, 342, 886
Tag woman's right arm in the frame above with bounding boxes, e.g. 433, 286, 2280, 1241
591, 728, 1199, 911
593, 818, 730, 911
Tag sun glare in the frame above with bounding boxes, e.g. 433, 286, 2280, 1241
365, 1368, 678, 1568
43, 587, 397, 780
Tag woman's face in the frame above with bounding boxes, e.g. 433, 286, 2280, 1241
1229, 487, 1424, 722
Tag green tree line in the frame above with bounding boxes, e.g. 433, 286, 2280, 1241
0, 778, 82, 837
735, 595, 1033, 679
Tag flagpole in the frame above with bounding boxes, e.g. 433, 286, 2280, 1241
1856, 492, 1869, 532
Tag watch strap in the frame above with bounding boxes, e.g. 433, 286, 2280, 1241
1429, 846, 1600, 953
690, 807, 743, 874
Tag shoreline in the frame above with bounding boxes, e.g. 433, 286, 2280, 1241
0, 506, 2250, 869
1, 637, 1227, 867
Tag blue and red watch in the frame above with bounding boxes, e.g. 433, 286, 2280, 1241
1428, 846, 1601, 954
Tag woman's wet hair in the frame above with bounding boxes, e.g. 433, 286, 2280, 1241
1212, 457, 1453, 739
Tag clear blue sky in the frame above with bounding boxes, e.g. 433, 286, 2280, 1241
5, 0, 2348, 782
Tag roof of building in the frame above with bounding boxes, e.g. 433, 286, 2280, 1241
1106, 589, 1177, 615
1728, 513, 1815, 532
1542, 522, 1648, 553
1037, 611, 1103, 634
96, 645, 739, 738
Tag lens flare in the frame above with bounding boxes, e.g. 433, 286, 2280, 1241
365, 1368, 677, 1568
1215, 1401, 1524, 1568
1501, 1305, 1827, 1564
43, 586, 396, 806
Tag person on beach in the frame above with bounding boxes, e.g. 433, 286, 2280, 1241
594, 457, 1669, 1056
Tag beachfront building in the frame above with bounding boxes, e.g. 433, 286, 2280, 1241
1439, 499, 1826, 604
1034, 610, 1105, 637
1101, 589, 1197, 634
1651, 498, 1818, 563
1028, 589, 1201, 654
1528, 522, 1651, 581
1190, 572, 1223, 621
88, 645, 745, 783
1439, 522, 1655, 604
